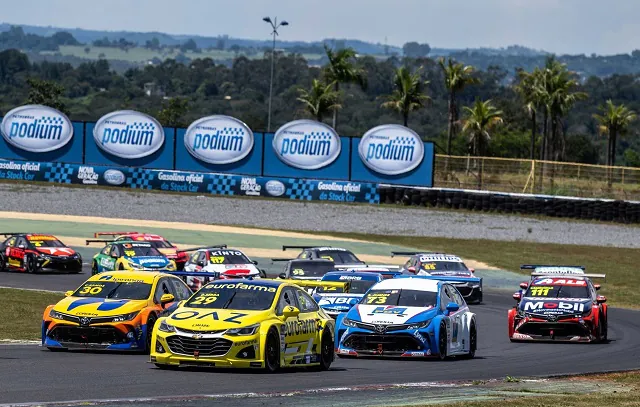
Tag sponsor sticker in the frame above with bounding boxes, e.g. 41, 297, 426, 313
93, 110, 165, 159
265, 180, 286, 197
1, 105, 74, 153
358, 124, 424, 175
184, 115, 254, 164
103, 169, 126, 185
77, 166, 98, 185
273, 120, 341, 170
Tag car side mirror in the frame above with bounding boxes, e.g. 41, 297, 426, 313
596, 295, 607, 304
17, 244, 25, 249
282, 306, 300, 319
594, 284, 601, 291
197, 260, 206, 267
160, 293, 175, 306
407, 266, 416, 274
519, 282, 529, 290
278, 273, 287, 279
469, 268, 475, 273
445, 302, 459, 314
259, 269, 267, 278
513, 292, 522, 301
252, 260, 258, 265
111, 254, 119, 259
348, 298, 359, 307
65, 290, 74, 297
177, 300, 186, 307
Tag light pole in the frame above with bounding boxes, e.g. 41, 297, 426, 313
263, 16, 288, 132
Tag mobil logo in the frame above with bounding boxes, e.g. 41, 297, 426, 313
93, 110, 165, 159
358, 124, 424, 175
184, 115, 254, 165
273, 120, 341, 170
0, 105, 73, 153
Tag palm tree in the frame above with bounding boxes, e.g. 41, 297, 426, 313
381, 67, 431, 127
515, 67, 545, 159
323, 45, 367, 131
594, 100, 637, 185
438, 57, 480, 155
296, 79, 341, 122
462, 99, 503, 188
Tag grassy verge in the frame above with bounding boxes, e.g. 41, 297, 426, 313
324, 232, 640, 308
0, 288, 62, 340
431, 371, 640, 407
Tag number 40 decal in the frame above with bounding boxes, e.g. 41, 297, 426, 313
171, 311, 247, 324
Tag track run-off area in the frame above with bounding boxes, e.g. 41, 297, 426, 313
0, 207, 639, 405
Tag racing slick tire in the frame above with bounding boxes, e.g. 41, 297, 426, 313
316, 329, 334, 371
91, 261, 98, 275
0, 254, 5, 272
437, 321, 448, 360
24, 254, 37, 273
596, 312, 608, 343
462, 322, 477, 359
118, 263, 126, 271
145, 315, 157, 354
264, 328, 280, 373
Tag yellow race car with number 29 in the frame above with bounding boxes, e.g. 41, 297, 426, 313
151, 278, 345, 372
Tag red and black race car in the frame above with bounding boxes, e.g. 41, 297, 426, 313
508, 265, 607, 343
0, 233, 82, 273
85, 231, 189, 270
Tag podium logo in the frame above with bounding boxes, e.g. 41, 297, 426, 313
1, 105, 74, 153
93, 110, 165, 159
184, 115, 254, 164
273, 120, 341, 170
358, 124, 424, 175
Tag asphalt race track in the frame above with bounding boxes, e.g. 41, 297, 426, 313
2, 269, 640, 404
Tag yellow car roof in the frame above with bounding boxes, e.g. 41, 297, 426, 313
86, 270, 165, 284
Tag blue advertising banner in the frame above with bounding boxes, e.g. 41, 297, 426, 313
174, 115, 263, 176
85, 110, 175, 169
349, 125, 435, 187
0, 158, 379, 204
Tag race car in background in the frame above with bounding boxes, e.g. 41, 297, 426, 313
86, 232, 189, 270
283, 245, 366, 265
273, 258, 336, 280
509, 265, 608, 343
42, 270, 192, 352
335, 276, 477, 359
393, 252, 483, 304
89, 241, 176, 274
334, 265, 403, 279
182, 246, 265, 291
313, 271, 383, 318
151, 278, 337, 372
0, 233, 82, 273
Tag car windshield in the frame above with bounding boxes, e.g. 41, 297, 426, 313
362, 289, 438, 308
289, 261, 334, 278
208, 250, 251, 264
28, 238, 65, 248
185, 282, 276, 310
72, 281, 152, 300
120, 245, 162, 257
316, 250, 361, 264
526, 283, 590, 299
421, 261, 469, 273
145, 240, 174, 249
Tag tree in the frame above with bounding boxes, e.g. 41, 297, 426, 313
402, 42, 431, 58
296, 79, 341, 122
462, 99, 503, 188
381, 66, 430, 127
594, 100, 636, 185
323, 45, 367, 131
26, 78, 67, 113
515, 67, 545, 159
181, 39, 198, 53
157, 97, 189, 127
439, 57, 480, 155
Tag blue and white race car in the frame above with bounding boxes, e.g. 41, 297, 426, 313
335, 276, 477, 359
313, 271, 383, 318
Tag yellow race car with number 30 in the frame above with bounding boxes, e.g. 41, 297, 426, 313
150, 278, 345, 372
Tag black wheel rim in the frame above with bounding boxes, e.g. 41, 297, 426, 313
266, 336, 277, 369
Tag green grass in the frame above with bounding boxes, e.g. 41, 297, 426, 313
0, 288, 62, 340
422, 371, 640, 407
322, 232, 640, 308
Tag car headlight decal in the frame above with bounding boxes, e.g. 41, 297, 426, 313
407, 319, 431, 330
226, 324, 260, 336
111, 311, 139, 323
158, 320, 176, 333
342, 318, 358, 328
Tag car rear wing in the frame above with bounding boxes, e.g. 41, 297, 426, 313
334, 264, 402, 278
396, 275, 481, 284
93, 231, 138, 238
271, 258, 294, 262
521, 264, 605, 280
85, 239, 116, 245
282, 245, 316, 251
530, 272, 606, 280
175, 245, 227, 253
390, 251, 444, 257
279, 279, 349, 292
0, 232, 31, 237
520, 264, 586, 271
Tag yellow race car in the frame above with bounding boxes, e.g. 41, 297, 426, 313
150, 279, 345, 372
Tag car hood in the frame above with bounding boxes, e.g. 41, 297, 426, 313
125, 256, 169, 267
54, 296, 147, 317
347, 304, 437, 324
37, 247, 76, 257
519, 298, 592, 317
166, 308, 270, 330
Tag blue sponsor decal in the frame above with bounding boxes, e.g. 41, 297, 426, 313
67, 298, 130, 311
371, 306, 408, 316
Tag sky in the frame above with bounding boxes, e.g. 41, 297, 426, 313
1, 0, 638, 55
